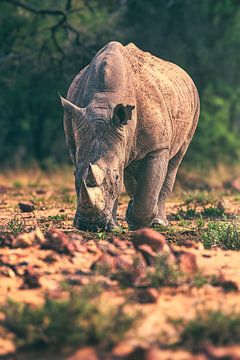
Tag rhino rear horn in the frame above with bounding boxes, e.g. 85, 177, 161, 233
86, 163, 105, 187
79, 180, 105, 212
60, 95, 85, 118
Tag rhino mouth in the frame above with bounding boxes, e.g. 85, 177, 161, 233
74, 212, 117, 232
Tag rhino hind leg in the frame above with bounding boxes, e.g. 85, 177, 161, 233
154, 142, 190, 226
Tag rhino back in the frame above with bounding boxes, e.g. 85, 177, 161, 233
124, 43, 200, 159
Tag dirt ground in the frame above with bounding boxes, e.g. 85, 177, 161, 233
0, 169, 240, 359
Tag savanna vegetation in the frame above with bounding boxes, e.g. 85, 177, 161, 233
0, 0, 240, 168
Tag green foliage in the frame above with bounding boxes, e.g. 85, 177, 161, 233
47, 214, 67, 222
6, 215, 25, 236
202, 221, 240, 249
172, 309, 240, 350
191, 272, 208, 288
1, 285, 136, 350
147, 254, 184, 288
125, 0, 240, 167
183, 191, 219, 208
0, 0, 240, 167
175, 191, 226, 220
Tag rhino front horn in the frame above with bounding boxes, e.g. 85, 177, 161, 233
79, 180, 105, 212
86, 163, 105, 187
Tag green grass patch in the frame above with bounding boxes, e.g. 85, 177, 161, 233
147, 254, 184, 288
172, 309, 240, 351
202, 222, 240, 249
1, 285, 137, 350
4, 215, 26, 236
175, 191, 226, 220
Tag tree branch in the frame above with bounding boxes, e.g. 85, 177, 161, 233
1, 0, 66, 17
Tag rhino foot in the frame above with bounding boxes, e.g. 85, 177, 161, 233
152, 217, 169, 227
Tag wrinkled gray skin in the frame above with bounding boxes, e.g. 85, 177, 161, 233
61, 41, 200, 231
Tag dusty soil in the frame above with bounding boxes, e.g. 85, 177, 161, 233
0, 170, 239, 359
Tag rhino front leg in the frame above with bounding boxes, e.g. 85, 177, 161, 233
126, 149, 169, 230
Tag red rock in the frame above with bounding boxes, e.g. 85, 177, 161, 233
43, 228, 82, 255
116, 254, 148, 287
112, 342, 136, 357
145, 347, 164, 360
206, 344, 240, 359
137, 244, 156, 265
18, 201, 35, 212
137, 288, 159, 304
175, 251, 198, 273
67, 347, 99, 360
93, 253, 116, 272
115, 254, 134, 271
97, 241, 119, 256
132, 228, 167, 252
13, 228, 45, 248
112, 236, 128, 250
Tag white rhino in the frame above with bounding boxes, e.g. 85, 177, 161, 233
61, 41, 200, 231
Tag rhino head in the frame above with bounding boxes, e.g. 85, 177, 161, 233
61, 96, 135, 231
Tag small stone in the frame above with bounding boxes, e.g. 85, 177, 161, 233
97, 241, 119, 256
132, 228, 168, 252
0, 266, 16, 278
115, 254, 147, 287
67, 347, 99, 360
43, 253, 59, 263
43, 228, 81, 255
175, 251, 198, 273
92, 253, 116, 272
18, 202, 35, 212
112, 236, 128, 250
13, 228, 45, 248
137, 244, 156, 265
112, 343, 136, 357
206, 344, 240, 359
20, 267, 41, 289
136, 288, 159, 303
115, 254, 134, 271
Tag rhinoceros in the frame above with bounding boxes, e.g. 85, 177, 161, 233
61, 41, 200, 231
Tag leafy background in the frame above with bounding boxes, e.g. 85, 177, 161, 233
0, 0, 239, 169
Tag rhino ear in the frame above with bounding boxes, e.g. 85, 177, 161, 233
59, 95, 85, 118
113, 104, 135, 126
